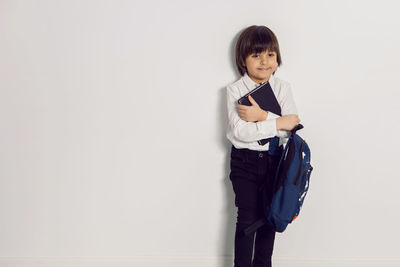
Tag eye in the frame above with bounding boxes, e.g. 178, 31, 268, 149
268, 53, 275, 56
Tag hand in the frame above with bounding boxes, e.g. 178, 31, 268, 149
238, 95, 265, 122
276, 114, 301, 131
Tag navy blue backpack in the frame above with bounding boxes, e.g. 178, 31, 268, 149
243, 124, 313, 235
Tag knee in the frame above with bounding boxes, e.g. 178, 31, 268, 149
236, 207, 260, 225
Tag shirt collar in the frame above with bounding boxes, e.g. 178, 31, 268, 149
242, 72, 275, 90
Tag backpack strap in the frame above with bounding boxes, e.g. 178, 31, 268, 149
273, 124, 304, 190
272, 137, 294, 193
242, 218, 268, 236
293, 140, 305, 185
291, 123, 303, 135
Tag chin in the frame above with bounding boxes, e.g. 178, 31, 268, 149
258, 74, 271, 80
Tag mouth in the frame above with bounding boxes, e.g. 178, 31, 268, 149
258, 67, 271, 71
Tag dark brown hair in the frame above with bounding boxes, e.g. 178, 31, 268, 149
235, 25, 282, 76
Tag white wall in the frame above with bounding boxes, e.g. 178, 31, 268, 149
1, 0, 400, 266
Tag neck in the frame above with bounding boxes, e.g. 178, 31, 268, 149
249, 75, 271, 85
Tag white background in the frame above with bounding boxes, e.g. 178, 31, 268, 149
1, 0, 400, 266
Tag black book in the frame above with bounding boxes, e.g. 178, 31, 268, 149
237, 81, 281, 146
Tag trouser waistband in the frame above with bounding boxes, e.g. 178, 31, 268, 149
231, 145, 283, 160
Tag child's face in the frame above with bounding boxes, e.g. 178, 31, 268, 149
243, 50, 278, 84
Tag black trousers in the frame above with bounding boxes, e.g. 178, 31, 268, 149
229, 144, 282, 267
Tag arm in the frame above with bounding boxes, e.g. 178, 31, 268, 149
265, 111, 291, 138
226, 84, 278, 143
263, 82, 299, 138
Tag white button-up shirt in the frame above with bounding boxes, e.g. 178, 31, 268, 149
226, 72, 298, 151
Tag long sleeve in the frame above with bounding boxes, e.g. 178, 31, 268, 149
279, 82, 298, 116
226, 84, 278, 143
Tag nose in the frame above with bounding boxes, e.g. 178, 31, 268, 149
260, 56, 267, 64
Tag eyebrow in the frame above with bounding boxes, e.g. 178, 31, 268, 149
253, 51, 276, 55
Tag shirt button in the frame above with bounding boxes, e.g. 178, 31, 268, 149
259, 152, 263, 158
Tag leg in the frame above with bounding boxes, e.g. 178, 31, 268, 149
231, 176, 260, 267
253, 156, 279, 267
252, 222, 276, 267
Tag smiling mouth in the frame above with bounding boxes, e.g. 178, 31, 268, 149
258, 68, 271, 71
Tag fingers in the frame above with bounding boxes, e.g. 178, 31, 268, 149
238, 109, 246, 120
237, 104, 248, 111
248, 95, 258, 105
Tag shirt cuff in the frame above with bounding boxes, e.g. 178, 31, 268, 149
276, 129, 290, 138
256, 118, 278, 138
266, 111, 279, 120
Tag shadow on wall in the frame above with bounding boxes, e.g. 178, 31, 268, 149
216, 31, 244, 267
